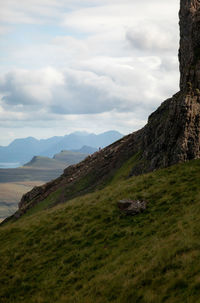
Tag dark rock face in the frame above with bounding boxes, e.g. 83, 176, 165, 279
118, 199, 147, 216
179, 0, 200, 91
6, 0, 200, 220
130, 92, 200, 175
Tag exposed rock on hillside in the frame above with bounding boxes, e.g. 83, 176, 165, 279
7, 0, 200, 220
118, 199, 148, 216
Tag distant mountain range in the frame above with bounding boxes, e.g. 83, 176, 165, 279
0, 131, 123, 165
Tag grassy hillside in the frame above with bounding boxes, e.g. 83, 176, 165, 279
1, 159, 200, 302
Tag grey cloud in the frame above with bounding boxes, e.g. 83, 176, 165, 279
0, 72, 40, 109
126, 23, 178, 54
0, 67, 158, 116
0, 52, 179, 119
0, 69, 128, 115
159, 56, 179, 73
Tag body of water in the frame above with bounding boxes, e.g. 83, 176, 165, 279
0, 162, 20, 169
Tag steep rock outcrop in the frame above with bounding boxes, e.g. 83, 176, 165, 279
6, 0, 200, 219
179, 0, 200, 91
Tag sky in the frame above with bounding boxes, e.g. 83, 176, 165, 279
0, 0, 180, 145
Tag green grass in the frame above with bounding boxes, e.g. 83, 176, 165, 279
63, 172, 95, 201
110, 152, 141, 184
1, 159, 200, 302
24, 189, 62, 217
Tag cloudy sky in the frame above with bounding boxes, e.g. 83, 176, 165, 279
0, 0, 179, 145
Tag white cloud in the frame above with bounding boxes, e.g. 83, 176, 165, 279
0, 52, 179, 117
62, 1, 178, 33
0, 0, 106, 25
0, 25, 11, 35
0, 0, 61, 24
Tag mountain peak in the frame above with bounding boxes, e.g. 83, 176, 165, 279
67, 131, 90, 137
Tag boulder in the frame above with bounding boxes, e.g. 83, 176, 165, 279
118, 199, 147, 216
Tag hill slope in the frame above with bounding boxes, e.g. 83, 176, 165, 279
24, 156, 67, 170
2, 1, 200, 302
24, 152, 89, 169
73, 145, 98, 154
53, 150, 88, 165
1, 160, 200, 302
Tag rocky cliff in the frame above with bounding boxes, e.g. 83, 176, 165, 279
8, 0, 200, 219
179, 0, 200, 91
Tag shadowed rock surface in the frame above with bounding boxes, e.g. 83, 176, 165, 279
118, 199, 148, 215
6, 0, 200, 221
179, 0, 200, 91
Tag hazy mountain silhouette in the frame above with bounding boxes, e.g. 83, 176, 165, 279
0, 131, 123, 165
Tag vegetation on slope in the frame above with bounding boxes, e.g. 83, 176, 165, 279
1, 159, 200, 302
